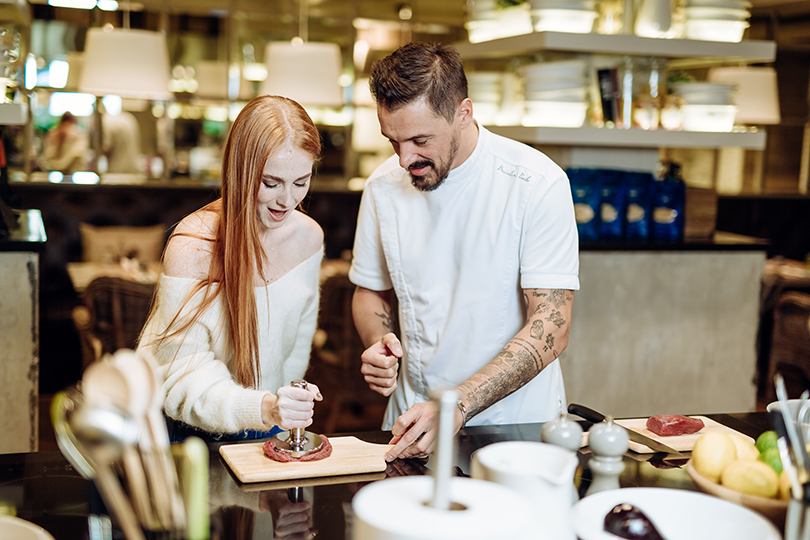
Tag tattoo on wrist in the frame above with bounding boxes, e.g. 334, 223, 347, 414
546, 309, 565, 328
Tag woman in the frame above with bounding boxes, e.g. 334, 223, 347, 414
40, 111, 90, 174
138, 95, 324, 442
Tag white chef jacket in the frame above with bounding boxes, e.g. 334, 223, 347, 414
349, 125, 580, 429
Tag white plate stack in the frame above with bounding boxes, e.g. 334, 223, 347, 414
529, 0, 598, 33
672, 81, 738, 131
468, 71, 503, 125
465, 0, 532, 43
683, 0, 751, 42
520, 59, 589, 127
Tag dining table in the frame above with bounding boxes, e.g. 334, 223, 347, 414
0, 412, 782, 540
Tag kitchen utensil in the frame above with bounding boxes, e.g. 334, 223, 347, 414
50, 389, 95, 480
776, 374, 810, 486
568, 403, 684, 455
269, 379, 324, 459
585, 416, 629, 496
428, 389, 458, 510
770, 407, 806, 500
69, 402, 146, 540
219, 436, 392, 483
83, 358, 159, 530
572, 487, 782, 540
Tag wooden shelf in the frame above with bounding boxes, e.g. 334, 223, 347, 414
486, 125, 767, 150
455, 31, 776, 67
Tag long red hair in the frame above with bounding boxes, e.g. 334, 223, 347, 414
146, 95, 321, 388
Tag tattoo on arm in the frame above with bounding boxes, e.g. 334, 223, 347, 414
529, 319, 544, 340
374, 303, 392, 332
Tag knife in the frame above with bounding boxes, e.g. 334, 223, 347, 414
568, 403, 684, 456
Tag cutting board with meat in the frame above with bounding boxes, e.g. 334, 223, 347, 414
614, 416, 754, 454
220, 436, 393, 483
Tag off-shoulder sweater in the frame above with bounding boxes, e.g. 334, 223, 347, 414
137, 247, 322, 434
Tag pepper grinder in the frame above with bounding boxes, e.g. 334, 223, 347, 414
269, 379, 323, 458
541, 411, 584, 453
585, 416, 629, 497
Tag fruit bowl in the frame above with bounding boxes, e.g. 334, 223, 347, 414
686, 460, 787, 526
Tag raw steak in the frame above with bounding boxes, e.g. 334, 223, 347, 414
645, 415, 704, 437
263, 433, 333, 462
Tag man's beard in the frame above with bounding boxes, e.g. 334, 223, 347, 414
408, 131, 460, 192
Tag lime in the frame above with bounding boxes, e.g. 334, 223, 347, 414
759, 446, 783, 474
755, 431, 778, 454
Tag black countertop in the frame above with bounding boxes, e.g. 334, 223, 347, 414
0, 413, 775, 540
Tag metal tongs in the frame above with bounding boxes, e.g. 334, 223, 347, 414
772, 374, 810, 501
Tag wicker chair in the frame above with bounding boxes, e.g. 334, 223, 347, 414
71, 276, 156, 369
764, 290, 810, 402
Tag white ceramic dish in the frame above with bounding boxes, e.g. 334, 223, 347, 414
686, 0, 751, 9
0, 516, 55, 540
685, 19, 749, 42
523, 78, 588, 92
679, 91, 736, 105
572, 487, 782, 540
523, 59, 588, 76
524, 87, 588, 102
685, 6, 750, 20
672, 82, 737, 94
681, 104, 737, 132
522, 100, 587, 127
532, 9, 597, 33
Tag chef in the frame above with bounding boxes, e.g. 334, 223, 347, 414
349, 42, 580, 462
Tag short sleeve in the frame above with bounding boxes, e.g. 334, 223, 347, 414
349, 182, 394, 291
519, 166, 580, 291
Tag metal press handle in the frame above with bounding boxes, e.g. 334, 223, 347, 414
290, 379, 308, 446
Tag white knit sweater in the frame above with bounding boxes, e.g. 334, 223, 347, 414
138, 247, 322, 434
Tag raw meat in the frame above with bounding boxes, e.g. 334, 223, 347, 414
645, 415, 704, 437
263, 433, 333, 462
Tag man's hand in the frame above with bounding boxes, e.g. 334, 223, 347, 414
385, 399, 464, 462
360, 333, 402, 396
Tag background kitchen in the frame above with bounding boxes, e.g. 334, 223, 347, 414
1, 0, 809, 454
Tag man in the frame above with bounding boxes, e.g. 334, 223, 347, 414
349, 42, 579, 462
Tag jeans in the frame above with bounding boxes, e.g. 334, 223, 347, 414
164, 414, 283, 443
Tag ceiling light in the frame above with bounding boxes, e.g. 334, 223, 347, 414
96, 0, 119, 10
48, 0, 95, 9
79, 27, 171, 100
261, 41, 343, 107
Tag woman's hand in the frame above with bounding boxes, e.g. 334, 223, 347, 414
262, 383, 323, 429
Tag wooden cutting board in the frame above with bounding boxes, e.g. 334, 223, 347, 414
220, 436, 393, 483
581, 416, 755, 454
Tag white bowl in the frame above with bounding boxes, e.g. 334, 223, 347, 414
523, 60, 588, 78
672, 82, 737, 94
524, 79, 587, 92
685, 6, 750, 20
680, 91, 736, 105
530, 0, 596, 9
0, 516, 55, 540
525, 87, 588, 101
572, 487, 781, 540
532, 9, 597, 33
685, 19, 749, 42
681, 104, 737, 132
687, 0, 751, 8
522, 100, 588, 127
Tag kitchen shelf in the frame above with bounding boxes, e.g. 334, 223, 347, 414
485, 125, 767, 150
455, 31, 776, 68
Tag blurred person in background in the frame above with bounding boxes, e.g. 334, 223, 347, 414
138, 95, 324, 442
40, 112, 90, 173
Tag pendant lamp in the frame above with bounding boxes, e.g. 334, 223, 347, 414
79, 26, 171, 100
260, 0, 343, 107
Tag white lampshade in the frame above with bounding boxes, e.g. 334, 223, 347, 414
707, 66, 781, 125
261, 41, 343, 107
79, 27, 171, 100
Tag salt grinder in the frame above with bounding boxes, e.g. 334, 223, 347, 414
541, 411, 584, 453
270, 379, 323, 458
585, 416, 629, 497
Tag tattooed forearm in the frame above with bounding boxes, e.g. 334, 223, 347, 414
374, 303, 392, 332
513, 337, 544, 370
529, 319, 544, 340
546, 309, 565, 328
467, 340, 541, 416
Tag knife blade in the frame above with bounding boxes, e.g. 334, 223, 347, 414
567, 403, 685, 456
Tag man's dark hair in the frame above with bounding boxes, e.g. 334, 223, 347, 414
369, 42, 468, 124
